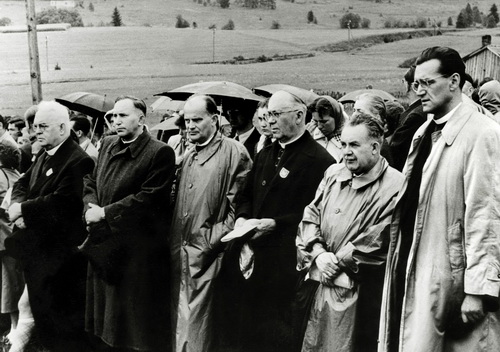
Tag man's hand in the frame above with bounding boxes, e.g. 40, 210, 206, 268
461, 294, 485, 323
8, 202, 22, 222
250, 218, 276, 241
315, 252, 340, 281
85, 203, 105, 225
234, 217, 247, 228
14, 217, 26, 229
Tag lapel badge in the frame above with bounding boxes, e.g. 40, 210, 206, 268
279, 167, 289, 179
46, 168, 53, 177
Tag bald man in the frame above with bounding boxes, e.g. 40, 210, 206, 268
219, 91, 334, 352
7, 101, 94, 351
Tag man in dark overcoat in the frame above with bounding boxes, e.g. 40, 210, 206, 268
7, 101, 94, 351
218, 90, 335, 352
82, 96, 175, 352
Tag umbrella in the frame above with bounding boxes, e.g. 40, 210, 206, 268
253, 84, 319, 106
151, 113, 230, 131
156, 81, 264, 103
55, 92, 115, 118
150, 97, 185, 113
338, 89, 396, 103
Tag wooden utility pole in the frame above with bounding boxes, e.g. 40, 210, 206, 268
26, 0, 42, 104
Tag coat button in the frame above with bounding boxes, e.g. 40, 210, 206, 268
334, 208, 340, 214
184, 212, 188, 217
182, 240, 187, 246
262, 180, 267, 186
188, 183, 193, 189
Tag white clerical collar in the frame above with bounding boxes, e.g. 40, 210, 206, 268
433, 102, 462, 125
196, 131, 217, 147
46, 137, 68, 156
236, 127, 254, 145
279, 131, 305, 149
121, 129, 144, 144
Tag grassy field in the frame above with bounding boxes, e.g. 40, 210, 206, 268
0, 0, 480, 29
1, 25, 499, 118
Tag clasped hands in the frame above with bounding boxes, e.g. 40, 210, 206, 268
8, 202, 26, 229
84, 203, 105, 225
234, 217, 276, 241
315, 252, 341, 286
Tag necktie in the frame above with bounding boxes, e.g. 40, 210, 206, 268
235, 135, 239, 142
263, 137, 272, 148
37, 151, 50, 178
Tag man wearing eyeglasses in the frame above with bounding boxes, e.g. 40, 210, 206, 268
6, 101, 94, 351
379, 47, 500, 352
219, 90, 334, 352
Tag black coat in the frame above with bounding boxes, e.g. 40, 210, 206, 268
389, 100, 426, 171
218, 132, 334, 352
7, 137, 94, 349
242, 127, 261, 160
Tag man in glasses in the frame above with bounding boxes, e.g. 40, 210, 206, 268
219, 90, 334, 351
6, 101, 94, 351
379, 47, 500, 352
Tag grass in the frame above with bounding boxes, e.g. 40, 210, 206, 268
1, 25, 499, 118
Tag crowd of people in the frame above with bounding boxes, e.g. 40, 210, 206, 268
0, 45, 499, 352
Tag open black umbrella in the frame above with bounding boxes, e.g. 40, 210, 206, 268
156, 81, 264, 103
55, 92, 115, 118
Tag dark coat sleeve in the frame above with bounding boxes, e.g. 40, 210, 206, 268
20, 156, 95, 233
389, 105, 426, 171
102, 144, 175, 237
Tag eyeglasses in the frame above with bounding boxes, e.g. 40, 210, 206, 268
33, 123, 59, 131
268, 109, 299, 119
411, 74, 449, 93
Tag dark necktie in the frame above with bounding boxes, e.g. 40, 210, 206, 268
263, 137, 272, 148
235, 135, 240, 142
37, 151, 50, 178
390, 119, 438, 347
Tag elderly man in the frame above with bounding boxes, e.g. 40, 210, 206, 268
220, 90, 334, 352
83, 96, 175, 352
379, 47, 500, 352
6, 101, 94, 351
170, 95, 252, 352
296, 112, 404, 352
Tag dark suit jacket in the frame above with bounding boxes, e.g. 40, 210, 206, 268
242, 127, 261, 160
6, 137, 94, 346
389, 100, 426, 171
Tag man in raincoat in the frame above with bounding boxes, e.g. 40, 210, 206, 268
378, 47, 500, 352
170, 94, 252, 352
296, 112, 403, 352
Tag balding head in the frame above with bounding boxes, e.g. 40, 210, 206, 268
34, 101, 71, 150
183, 95, 218, 144
267, 90, 306, 143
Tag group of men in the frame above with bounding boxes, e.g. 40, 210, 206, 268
1, 45, 499, 352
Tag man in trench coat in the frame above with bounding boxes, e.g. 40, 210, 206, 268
378, 47, 500, 352
170, 95, 252, 352
83, 96, 175, 351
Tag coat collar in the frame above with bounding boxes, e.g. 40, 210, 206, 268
193, 132, 224, 165
336, 157, 389, 190
108, 131, 151, 159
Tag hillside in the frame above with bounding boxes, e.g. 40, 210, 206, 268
0, 0, 486, 30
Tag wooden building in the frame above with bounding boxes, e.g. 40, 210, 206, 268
463, 40, 500, 83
